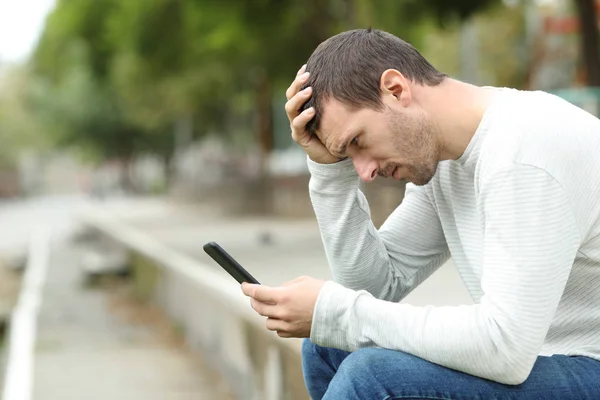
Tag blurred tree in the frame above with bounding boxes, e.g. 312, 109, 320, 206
30, 47, 149, 190
106, 0, 235, 139
423, 1, 528, 88
33, 0, 117, 83
476, 3, 528, 88
0, 67, 50, 168
573, 0, 600, 86
404, 0, 500, 25
32, 0, 174, 190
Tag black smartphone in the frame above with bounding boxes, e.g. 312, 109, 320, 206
203, 241, 260, 284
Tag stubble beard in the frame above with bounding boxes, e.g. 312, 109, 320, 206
389, 108, 441, 186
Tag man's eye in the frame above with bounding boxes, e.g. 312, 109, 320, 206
351, 136, 359, 145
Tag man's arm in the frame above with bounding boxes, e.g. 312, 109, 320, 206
308, 157, 450, 302
310, 164, 581, 385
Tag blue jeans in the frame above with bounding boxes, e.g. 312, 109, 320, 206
301, 339, 600, 399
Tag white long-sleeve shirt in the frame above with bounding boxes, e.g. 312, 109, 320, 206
308, 87, 600, 385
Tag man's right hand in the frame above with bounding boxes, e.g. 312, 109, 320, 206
285, 65, 340, 165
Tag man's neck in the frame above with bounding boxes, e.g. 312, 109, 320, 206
416, 78, 496, 161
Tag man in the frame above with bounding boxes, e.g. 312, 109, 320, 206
241, 28, 600, 399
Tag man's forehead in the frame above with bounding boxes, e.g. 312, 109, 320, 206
316, 99, 352, 142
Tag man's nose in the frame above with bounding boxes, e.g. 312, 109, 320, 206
353, 157, 378, 183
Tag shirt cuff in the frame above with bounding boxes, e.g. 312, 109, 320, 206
310, 280, 362, 350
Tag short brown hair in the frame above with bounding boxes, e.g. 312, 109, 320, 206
300, 28, 447, 135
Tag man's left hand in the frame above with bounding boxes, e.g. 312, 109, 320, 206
241, 276, 326, 338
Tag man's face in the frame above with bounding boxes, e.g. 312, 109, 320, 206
317, 98, 442, 186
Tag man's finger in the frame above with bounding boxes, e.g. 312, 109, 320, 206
250, 298, 279, 318
291, 107, 315, 135
285, 88, 312, 124
241, 282, 258, 297
243, 284, 282, 303
285, 71, 310, 101
266, 317, 289, 333
296, 64, 307, 77
291, 109, 316, 147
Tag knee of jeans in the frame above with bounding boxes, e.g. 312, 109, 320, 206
337, 348, 382, 377
344, 348, 381, 370
324, 348, 388, 397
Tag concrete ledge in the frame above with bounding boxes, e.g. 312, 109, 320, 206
2, 227, 50, 400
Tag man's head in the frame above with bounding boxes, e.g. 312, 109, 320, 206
301, 28, 447, 185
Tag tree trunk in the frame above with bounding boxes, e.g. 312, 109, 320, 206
119, 157, 137, 194
252, 69, 274, 215
171, 115, 192, 191
575, 0, 600, 86
256, 69, 273, 174
344, 0, 357, 28
163, 152, 174, 192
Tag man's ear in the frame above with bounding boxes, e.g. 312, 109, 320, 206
380, 69, 411, 107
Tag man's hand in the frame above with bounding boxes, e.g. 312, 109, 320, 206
241, 276, 326, 338
285, 65, 339, 164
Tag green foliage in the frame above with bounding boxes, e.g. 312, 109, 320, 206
405, 0, 500, 26
0, 66, 51, 168
421, 1, 528, 88
30, 39, 145, 161
33, 0, 117, 82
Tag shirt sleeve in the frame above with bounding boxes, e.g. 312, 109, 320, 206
308, 156, 450, 302
310, 163, 581, 385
